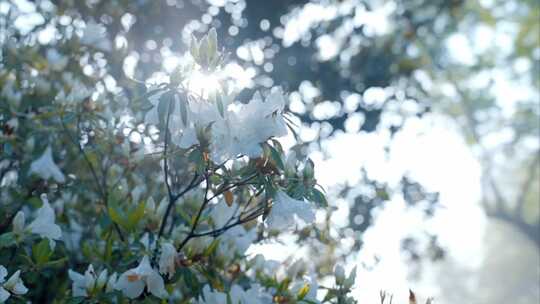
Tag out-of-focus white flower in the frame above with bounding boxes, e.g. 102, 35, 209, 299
266, 190, 315, 230
1, 78, 22, 105
68, 264, 97, 297
286, 259, 307, 279
27, 194, 62, 242
46, 49, 68, 71
146, 197, 168, 225
29, 146, 65, 183
6, 118, 18, 131
64, 81, 91, 104
0, 266, 28, 303
197, 285, 227, 304
209, 202, 257, 259
131, 185, 146, 204
81, 22, 112, 51
229, 284, 270, 304
0, 266, 9, 303
139, 233, 156, 251
116, 256, 168, 299
158, 242, 177, 279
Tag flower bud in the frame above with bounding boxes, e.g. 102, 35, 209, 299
106, 272, 118, 292
84, 265, 96, 292
96, 269, 108, 290
334, 265, 345, 284
303, 158, 315, 180
145, 197, 156, 215
12, 211, 25, 234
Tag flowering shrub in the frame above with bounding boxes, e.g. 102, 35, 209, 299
0, 19, 358, 303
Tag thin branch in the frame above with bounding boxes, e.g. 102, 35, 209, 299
206, 173, 259, 202
61, 111, 125, 241
191, 206, 264, 238
176, 173, 211, 252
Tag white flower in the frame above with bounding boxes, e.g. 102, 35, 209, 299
291, 275, 319, 303
158, 242, 177, 279
197, 285, 226, 304
209, 202, 257, 259
3, 270, 28, 296
28, 194, 62, 242
209, 88, 288, 163
145, 87, 289, 163
139, 233, 156, 251
29, 146, 65, 183
80, 22, 112, 51
266, 190, 315, 230
68, 264, 99, 297
0, 266, 28, 303
116, 256, 168, 299
229, 284, 270, 304
146, 197, 168, 223
0, 266, 9, 303
46, 49, 68, 71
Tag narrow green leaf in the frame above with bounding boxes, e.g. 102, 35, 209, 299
203, 239, 220, 257
178, 93, 189, 126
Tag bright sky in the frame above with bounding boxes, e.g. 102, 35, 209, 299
250, 113, 485, 303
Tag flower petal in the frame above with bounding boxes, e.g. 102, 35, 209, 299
116, 271, 145, 299
0, 287, 10, 303
28, 195, 62, 240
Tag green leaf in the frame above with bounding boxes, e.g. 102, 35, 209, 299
32, 239, 53, 266
309, 188, 328, 207
157, 91, 175, 128
44, 257, 68, 268
181, 268, 200, 291
277, 278, 290, 293
203, 239, 220, 257
216, 94, 225, 118
178, 92, 189, 126
127, 201, 146, 231
190, 34, 200, 60
207, 27, 218, 61
108, 206, 127, 230
66, 297, 85, 304
267, 144, 285, 171
104, 232, 113, 262
0, 232, 16, 249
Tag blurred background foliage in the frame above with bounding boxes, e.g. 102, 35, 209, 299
1, 0, 538, 303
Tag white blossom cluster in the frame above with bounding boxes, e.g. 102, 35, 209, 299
0, 15, 358, 302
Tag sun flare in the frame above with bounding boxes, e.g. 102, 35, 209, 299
185, 70, 221, 98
